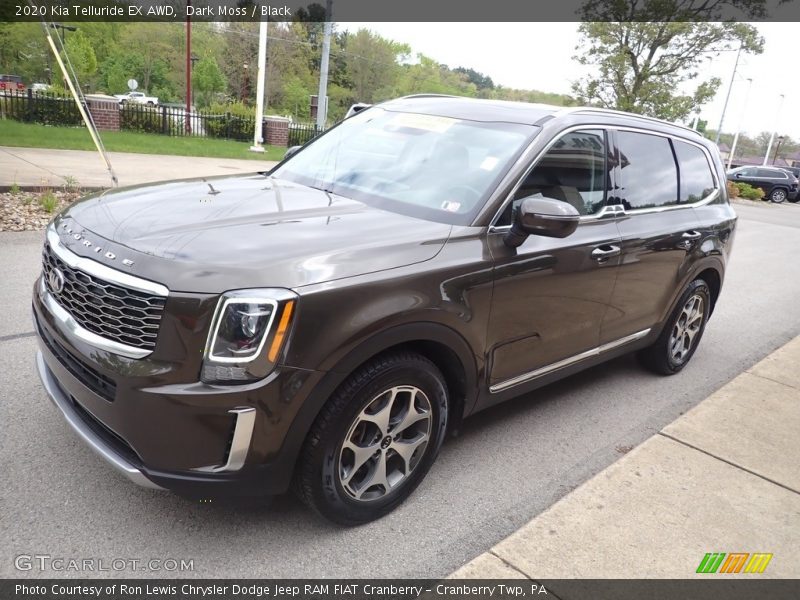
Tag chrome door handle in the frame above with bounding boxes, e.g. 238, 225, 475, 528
591, 245, 621, 261
682, 230, 702, 240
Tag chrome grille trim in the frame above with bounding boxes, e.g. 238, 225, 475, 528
47, 227, 168, 296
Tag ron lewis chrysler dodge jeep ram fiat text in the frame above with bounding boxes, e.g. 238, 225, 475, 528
33, 95, 736, 524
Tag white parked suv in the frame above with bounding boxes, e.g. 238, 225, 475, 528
114, 91, 158, 106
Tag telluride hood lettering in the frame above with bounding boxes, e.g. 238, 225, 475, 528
60, 175, 451, 292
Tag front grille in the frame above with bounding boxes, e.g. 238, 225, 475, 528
36, 314, 116, 402
42, 244, 165, 351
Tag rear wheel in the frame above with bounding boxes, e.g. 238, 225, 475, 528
294, 351, 448, 525
638, 279, 711, 375
769, 188, 787, 203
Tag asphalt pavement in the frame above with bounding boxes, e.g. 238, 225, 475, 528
1, 201, 799, 578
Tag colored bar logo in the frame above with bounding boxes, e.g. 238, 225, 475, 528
696, 552, 773, 574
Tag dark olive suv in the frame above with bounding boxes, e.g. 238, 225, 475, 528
33, 95, 736, 524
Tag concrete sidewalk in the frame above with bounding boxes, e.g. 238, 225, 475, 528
451, 336, 800, 580
0, 146, 278, 189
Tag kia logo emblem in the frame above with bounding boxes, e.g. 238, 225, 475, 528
48, 268, 65, 294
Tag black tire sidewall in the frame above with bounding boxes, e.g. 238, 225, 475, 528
311, 356, 448, 524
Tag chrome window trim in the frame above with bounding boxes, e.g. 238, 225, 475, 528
489, 328, 651, 394
38, 278, 151, 359
487, 124, 721, 231
46, 226, 169, 297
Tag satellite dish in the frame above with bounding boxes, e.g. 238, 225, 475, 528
127, 79, 138, 91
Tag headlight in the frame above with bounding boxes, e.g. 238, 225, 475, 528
202, 288, 296, 384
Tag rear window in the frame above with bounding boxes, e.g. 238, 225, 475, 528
673, 141, 716, 203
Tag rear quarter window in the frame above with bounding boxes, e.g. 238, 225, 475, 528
673, 140, 716, 203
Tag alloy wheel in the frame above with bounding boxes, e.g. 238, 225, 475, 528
338, 385, 432, 502
668, 293, 705, 364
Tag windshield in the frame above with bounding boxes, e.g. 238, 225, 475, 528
273, 107, 536, 225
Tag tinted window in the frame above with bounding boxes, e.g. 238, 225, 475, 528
497, 129, 609, 225
674, 141, 715, 203
756, 168, 785, 178
738, 167, 757, 177
617, 131, 678, 209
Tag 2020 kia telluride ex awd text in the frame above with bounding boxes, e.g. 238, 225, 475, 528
33, 96, 736, 524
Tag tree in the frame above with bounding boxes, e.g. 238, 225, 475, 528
572, 1, 765, 120
62, 30, 97, 86
192, 56, 227, 107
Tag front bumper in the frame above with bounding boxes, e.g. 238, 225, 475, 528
35, 350, 164, 490
33, 276, 325, 497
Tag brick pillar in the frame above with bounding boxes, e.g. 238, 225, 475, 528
86, 95, 120, 131
264, 116, 290, 147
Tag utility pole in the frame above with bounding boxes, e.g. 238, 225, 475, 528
727, 78, 752, 171
762, 94, 785, 166
251, 20, 268, 152
185, 0, 192, 134
714, 42, 742, 146
316, 0, 333, 131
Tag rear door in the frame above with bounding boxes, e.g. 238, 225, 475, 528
600, 129, 703, 345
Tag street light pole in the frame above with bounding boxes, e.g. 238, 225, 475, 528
772, 136, 785, 165
185, 0, 192, 134
316, 0, 333, 131
727, 77, 752, 171
714, 42, 742, 146
762, 94, 785, 166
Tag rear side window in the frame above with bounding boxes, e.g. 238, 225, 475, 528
674, 141, 716, 203
616, 131, 678, 209
757, 168, 785, 178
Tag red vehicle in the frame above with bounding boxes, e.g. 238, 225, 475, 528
0, 75, 26, 93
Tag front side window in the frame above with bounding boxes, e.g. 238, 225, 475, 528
496, 129, 609, 225
273, 107, 535, 225
616, 131, 678, 210
674, 140, 716, 203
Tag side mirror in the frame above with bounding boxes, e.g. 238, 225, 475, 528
504, 197, 580, 248
734, 173, 742, 179
284, 145, 302, 160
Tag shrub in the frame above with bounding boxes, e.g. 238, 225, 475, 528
734, 182, 765, 201
10, 182, 20, 195
726, 180, 739, 199
120, 104, 164, 134
203, 102, 255, 141
39, 191, 59, 213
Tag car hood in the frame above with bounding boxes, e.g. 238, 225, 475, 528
58, 175, 451, 293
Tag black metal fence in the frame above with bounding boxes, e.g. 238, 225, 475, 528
1, 90, 328, 146
289, 121, 324, 147
0, 90, 83, 126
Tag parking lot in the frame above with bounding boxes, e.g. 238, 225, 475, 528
1, 201, 800, 579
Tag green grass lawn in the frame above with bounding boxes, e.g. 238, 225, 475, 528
0, 120, 286, 161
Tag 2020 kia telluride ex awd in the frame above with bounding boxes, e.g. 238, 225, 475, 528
33, 96, 736, 524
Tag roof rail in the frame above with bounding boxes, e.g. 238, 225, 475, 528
556, 106, 702, 137
399, 94, 460, 100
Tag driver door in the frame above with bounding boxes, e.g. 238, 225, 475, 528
485, 129, 621, 393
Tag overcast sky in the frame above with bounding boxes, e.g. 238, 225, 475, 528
339, 22, 799, 143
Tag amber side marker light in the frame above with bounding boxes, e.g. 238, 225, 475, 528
268, 300, 295, 362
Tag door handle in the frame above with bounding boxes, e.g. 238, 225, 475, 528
682, 230, 702, 240
591, 245, 621, 261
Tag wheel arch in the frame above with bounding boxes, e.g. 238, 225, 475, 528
278, 322, 479, 481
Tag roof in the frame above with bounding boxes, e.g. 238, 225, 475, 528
381, 95, 701, 139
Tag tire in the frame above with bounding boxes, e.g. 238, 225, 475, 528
638, 279, 711, 375
294, 351, 448, 525
769, 188, 787, 203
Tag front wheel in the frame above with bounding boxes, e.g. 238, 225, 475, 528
769, 188, 787, 203
638, 279, 711, 375
294, 351, 448, 525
